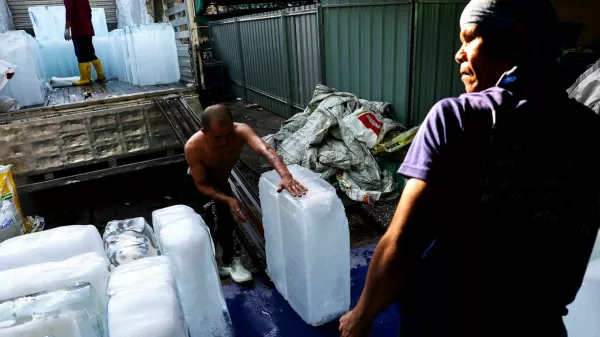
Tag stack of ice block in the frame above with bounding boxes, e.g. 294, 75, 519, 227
107, 256, 187, 337
39, 37, 116, 79
29, 6, 109, 41
153, 205, 232, 337
0, 0, 13, 33
0, 253, 109, 336
565, 259, 600, 337
0, 31, 46, 107
121, 23, 180, 86
0, 225, 107, 272
116, 0, 154, 29
259, 165, 351, 326
0, 283, 104, 337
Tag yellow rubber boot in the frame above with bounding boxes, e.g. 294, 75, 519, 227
73, 62, 91, 86
91, 59, 105, 82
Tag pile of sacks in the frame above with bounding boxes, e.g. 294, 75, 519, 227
0, 205, 233, 337
264, 84, 404, 203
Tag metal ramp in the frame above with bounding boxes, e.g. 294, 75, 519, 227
154, 94, 269, 280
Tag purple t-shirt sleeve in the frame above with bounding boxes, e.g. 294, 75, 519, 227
399, 99, 464, 180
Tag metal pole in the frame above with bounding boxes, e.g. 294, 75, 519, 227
316, 3, 326, 85
235, 18, 248, 100
281, 9, 294, 117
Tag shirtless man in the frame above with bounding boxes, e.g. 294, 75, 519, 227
185, 104, 307, 283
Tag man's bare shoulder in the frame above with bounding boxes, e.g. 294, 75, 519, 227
233, 123, 257, 139
185, 131, 206, 154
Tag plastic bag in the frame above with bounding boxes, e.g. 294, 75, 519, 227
0, 199, 23, 243
372, 125, 420, 155
0, 165, 24, 227
49, 76, 80, 88
343, 108, 402, 148
0, 95, 18, 112
0, 59, 16, 90
103, 217, 159, 270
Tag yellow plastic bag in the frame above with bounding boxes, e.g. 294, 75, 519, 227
0, 165, 24, 225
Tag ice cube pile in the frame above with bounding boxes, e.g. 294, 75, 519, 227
107, 256, 187, 337
259, 165, 351, 326
103, 217, 159, 270
565, 259, 600, 337
28, 6, 109, 42
0, 283, 104, 337
153, 205, 233, 337
0, 225, 107, 272
0, 30, 46, 107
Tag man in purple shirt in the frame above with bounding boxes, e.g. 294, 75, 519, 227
340, 1, 600, 336
63, 0, 105, 85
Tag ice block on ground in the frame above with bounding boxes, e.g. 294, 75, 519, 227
0, 31, 46, 107
0, 225, 107, 272
565, 259, 600, 337
103, 217, 159, 270
116, 0, 154, 29
0, 283, 103, 337
259, 164, 351, 326
107, 256, 187, 337
153, 205, 233, 337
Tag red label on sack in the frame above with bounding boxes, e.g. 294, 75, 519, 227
357, 112, 383, 135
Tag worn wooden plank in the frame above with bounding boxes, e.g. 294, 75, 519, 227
166, 3, 185, 16
170, 17, 188, 27
174, 31, 190, 39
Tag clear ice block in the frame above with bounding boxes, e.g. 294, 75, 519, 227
0, 283, 103, 337
565, 259, 600, 337
153, 205, 232, 337
116, 0, 154, 29
0, 225, 107, 272
0, 31, 46, 107
29, 6, 109, 42
259, 164, 351, 326
107, 256, 187, 337
0, 0, 13, 33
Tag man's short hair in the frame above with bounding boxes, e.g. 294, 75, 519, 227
201, 104, 234, 130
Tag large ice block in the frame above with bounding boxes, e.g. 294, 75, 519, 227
40, 37, 117, 79
116, 0, 154, 29
153, 205, 233, 337
29, 6, 109, 42
565, 259, 600, 337
0, 283, 103, 337
0, 225, 107, 272
0, 0, 13, 33
259, 164, 351, 326
107, 256, 187, 337
0, 31, 46, 107
124, 23, 180, 85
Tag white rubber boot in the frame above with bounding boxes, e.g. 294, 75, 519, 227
219, 257, 253, 283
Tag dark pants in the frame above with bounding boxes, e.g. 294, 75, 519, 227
185, 176, 239, 264
73, 36, 98, 63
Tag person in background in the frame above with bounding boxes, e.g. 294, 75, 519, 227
185, 104, 307, 284
63, 0, 105, 85
339, 1, 600, 336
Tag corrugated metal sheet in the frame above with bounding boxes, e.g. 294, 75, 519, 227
411, 0, 468, 125
322, 0, 413, 125
210, 5, 320, 118
8, 0, 118, 30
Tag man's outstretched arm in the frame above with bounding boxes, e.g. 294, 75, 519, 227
339, 178, 435, 337
239, 124, 307, 197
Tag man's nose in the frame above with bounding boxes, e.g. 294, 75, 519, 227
455, 45, 466, 64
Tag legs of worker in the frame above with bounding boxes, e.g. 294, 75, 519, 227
72, 36, 101, 85
213, 189, 252, 283
91, 59, 105, 82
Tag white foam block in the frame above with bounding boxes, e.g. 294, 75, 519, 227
153, 206, 233, 337
0, 225, 107, 272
